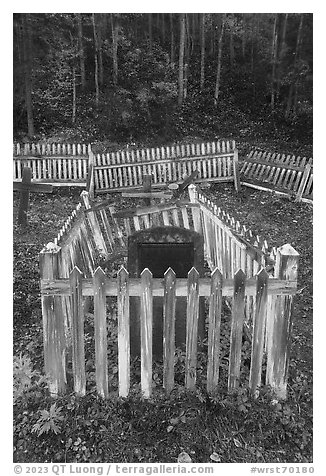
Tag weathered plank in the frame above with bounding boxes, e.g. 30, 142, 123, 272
80, 191, 108, 256
93, 267, 109, 398
228, 269, 246, 390
117, 266, 130, 397
185, 267, 200, 390
249, 268, 268, 397
70, 266, 86, 396
207, 268, 223, 394
265, 244, 299, 399
40, 246, 66, 396
163, 268, 176, 393
140, 268, 153, 398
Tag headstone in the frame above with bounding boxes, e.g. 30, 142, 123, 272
128, 226, 205, 360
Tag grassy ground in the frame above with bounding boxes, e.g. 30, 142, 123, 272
13, 183, 313, 464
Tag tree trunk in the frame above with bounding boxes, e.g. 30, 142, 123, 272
72, 67, 76, 124
276, 13, 288, 99
92, 13, 100, 106
270, 14, 278, 110
242, 14, 246, 59
293, 14, 304, 116
214, 15, 226, 107
210, 15, 215, 56
285, 14, 304, 118
162, 13, 165, 44
178, 13, 186, 106
229, 14, 234, 67
77, 14, 86, 90
22, 14, 34, 137
111, 14, 119, 87
170, 13, 175, 64
183, 14, 190, 100
200, 13, 205, 91
148, 13, 152, 50
97, 14, 104, 86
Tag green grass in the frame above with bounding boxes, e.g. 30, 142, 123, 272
13, 183, 313, 464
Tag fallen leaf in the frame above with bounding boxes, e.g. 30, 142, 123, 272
233, 438, 242, 448
210, 452, 221, 462
177, 451, 192, 463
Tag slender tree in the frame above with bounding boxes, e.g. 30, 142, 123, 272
77, 14, 86, 90
72, 67, 76, 124
200, 13, 206, 91
170, 13, 175, 65
111, 14, 119, 87
242, 14, 247, 59
92, 13, 100, 106
270, 14, 278, 110
148, 13, 152, 51
21, 14, 34, 136
178, 13, 186, 106
97, 14, 104, 86
276, 13, 288, 100
229, 14, 235, 67
286, 14, 304, 118
214, 14, 226, 106
183, 14, 190, 100
293, 14, 304, 116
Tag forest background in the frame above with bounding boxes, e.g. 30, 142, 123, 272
13, 12, 313, 151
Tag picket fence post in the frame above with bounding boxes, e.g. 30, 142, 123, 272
87, 145, 95, 199
188, 184, 202, 234
295, 163, 312, 202
265, 244, 299, 399
39, 244, 66, 396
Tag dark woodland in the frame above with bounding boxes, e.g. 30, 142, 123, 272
13, 13, 312, 148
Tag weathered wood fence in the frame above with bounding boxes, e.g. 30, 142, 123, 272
90, 140, 240, 194
240, 149, 313, 203
39, 184, 299, 400
13, 143, 91, 186
14, 142, 313, 203
40, 258, 298, 400
14, 140, 240, 194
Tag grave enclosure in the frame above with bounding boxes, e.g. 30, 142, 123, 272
39, 178, 299, 401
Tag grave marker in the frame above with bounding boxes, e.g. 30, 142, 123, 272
14, 166, 53, 226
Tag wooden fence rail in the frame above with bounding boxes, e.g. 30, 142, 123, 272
240, 149, 313, 203
40, 252, 298, 400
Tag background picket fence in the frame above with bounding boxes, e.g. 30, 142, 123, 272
90, 140, 239, 194
40, 184, 299, 400
240, 149, 313, 203
14, 142, 312, 203
13, 142, 91, 185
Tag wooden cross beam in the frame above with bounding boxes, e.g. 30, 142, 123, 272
121, 174, 155, 206
168, 170, 199, 198
13, 167, 53, 227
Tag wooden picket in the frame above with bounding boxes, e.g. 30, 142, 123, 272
240, 149, 313, 203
